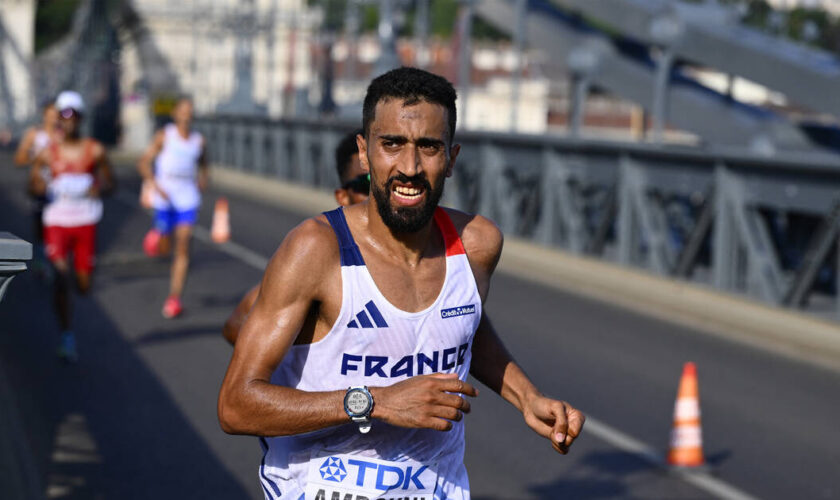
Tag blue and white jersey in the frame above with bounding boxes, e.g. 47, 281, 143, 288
260, 206, 482, 500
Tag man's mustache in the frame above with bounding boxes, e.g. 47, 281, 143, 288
384, 173, 433, 193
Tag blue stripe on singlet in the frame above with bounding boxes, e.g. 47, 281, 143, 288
356, 310, 373, 328
259, 437, 283, 498
323, 208, 365, 267
365, 300, 388, 327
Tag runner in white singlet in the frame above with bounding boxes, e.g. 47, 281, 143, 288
219, 68, 585, 500
137, 96, 208, 318
14, 101, 60, 271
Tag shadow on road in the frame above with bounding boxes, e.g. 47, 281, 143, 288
526, 450, 670, 500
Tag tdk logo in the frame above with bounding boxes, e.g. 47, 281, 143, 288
316, 457, 427, 490
309, 455, 436, 500
441, 304, 475, 319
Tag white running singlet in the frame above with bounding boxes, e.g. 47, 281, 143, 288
260, 207, 482, 500
152, 123, 203, 211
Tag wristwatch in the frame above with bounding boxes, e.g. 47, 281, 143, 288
344, 386, 374, 433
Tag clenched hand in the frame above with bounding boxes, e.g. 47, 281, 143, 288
371, 373, 478, 431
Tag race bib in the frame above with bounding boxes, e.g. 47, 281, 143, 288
304, 452, 438, 500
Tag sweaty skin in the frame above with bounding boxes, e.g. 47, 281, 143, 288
218, 99, 584, 454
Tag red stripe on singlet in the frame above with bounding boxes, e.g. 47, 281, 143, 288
434, 207, 466, 257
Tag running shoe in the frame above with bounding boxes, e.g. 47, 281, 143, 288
162, 296, 183, 318
143, 229, 161, 257
57, 331, 78, 363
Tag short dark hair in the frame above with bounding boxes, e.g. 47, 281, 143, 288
362, 67, 457, 144
335, 129, 362, 182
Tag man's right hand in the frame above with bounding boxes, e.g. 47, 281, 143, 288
370, 374, 478, 431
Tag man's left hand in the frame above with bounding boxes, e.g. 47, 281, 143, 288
522, 394, 585, 454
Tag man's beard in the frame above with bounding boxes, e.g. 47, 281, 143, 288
371, 171, 445, 233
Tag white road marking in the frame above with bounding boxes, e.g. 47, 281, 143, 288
114, 190, 759, 500
192, 226, 269, 270
47, 413, 102, 499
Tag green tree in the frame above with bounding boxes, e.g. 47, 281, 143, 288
35, 0, 82, 53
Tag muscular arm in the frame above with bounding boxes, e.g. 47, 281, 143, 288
222, 284, 260, 346
457, 211, 585, 454
218, 219, 346, 436
137, 130, 166, 198
13, 128, 36, 167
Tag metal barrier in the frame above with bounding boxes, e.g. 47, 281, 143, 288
0, 233, 31, 304
195, 115, 840, 318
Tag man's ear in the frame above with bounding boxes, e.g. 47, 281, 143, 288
446, 143, 460, 178
356, 134, 369, 172
335, 188, 351, 207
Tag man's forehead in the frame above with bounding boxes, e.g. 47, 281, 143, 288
371, 98, 448, 136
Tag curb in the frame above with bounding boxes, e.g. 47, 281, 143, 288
210, 165, 840, 373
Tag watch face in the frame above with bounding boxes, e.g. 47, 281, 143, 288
345, 389, 371, 416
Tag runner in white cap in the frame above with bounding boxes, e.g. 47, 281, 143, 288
137, 96, 208, 318
29, 90, 115, 362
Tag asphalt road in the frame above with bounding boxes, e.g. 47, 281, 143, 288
1, 157, 839, 499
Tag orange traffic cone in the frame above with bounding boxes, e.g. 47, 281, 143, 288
211, 198, 231, 243
666, 362, 705, 467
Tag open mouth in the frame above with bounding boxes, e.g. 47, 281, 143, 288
391, 182, 426, 206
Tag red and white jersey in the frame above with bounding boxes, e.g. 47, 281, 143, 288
153, 124, 203, 211
43, 139, 102, 228
260, 207, 482, 500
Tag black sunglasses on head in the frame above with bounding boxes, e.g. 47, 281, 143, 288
342, 173, 370, 194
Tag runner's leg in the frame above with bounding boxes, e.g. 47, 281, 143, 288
53, 263, 71, 331
169, 223, 193, 299
44, 226, 72, 331
159, 208, 175, 256
47, 227, 77, 361
72, 224, 96, 294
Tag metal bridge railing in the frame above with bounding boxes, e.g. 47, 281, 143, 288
195, 115, 840, 319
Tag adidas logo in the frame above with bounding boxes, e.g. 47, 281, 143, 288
347, 300, 389, 329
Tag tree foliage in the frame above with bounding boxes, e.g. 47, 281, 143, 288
35, 0, 81, 53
